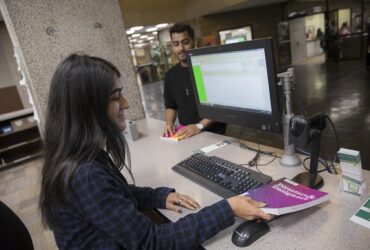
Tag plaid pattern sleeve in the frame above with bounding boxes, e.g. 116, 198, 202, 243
57, 161, 235, 249
128, 185, 175, 210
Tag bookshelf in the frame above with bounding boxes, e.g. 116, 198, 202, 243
0, 108, 42, 169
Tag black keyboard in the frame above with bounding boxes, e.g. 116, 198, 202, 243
172, 154, 272, 198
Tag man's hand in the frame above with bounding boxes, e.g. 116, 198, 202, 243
162, 124, 175, 137
175, 124, 201, 139
227, 196, 272, 221
166, 192, 201, 213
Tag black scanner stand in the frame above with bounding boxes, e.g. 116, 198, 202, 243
289, 113, 326, 189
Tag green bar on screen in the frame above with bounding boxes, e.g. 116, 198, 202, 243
193, 66, 207, 102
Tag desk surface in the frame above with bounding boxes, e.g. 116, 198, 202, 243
126, 118, 370, 250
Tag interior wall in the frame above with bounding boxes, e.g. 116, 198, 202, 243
328, 0, 362, 12
286, 1, 326, 16
0, 0, 144, 127
338, 9, 351, 28
0, 21, 15, 88
188, 4, 283, 66
289, 17, 307, 63
286, 0, 363, 26
305, 13, 325, 34
120, 0, 248, 27
0, 21, 30, 109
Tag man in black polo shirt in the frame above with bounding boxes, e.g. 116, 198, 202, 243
162, 23, 226, 139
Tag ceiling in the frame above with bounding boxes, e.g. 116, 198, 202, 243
0, 0, 332, 26
120, 0, 290, 28
122, 0, 292, 47
213, 0, 288, 14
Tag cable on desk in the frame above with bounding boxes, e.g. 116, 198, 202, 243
297, 147, 332, 173
248, 151, 260, 167
302, 157, 329, 173
237, 127, 277, 158
245, 152, 279, 174
236, 127, 280, 174
256, 152, 278, 166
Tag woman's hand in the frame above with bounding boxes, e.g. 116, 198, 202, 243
227, 196, 272, 221
166, 192, 201, 213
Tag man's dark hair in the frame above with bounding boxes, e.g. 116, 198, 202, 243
170, 23, 194, 39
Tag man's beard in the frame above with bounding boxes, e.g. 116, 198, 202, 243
180, 56, 187, 63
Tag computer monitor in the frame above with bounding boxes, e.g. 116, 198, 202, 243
186, 38, 281, 133
218, 25, 253, 45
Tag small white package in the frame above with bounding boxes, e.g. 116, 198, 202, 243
338, 148, 363, 181
338, 148, 365, 196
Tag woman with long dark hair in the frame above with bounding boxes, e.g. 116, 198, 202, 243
39, 54, 271, 249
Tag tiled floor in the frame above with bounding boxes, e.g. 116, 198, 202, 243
0, 55, 369, 249
0, 159, 57, 249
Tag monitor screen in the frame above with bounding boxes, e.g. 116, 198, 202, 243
186, 38, 281, 132
218, 26, 253, 45
225, 36, 246, 44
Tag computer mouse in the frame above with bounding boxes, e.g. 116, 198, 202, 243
231, 220, 270, 247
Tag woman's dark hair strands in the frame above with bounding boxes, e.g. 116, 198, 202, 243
39, 54, 133, 230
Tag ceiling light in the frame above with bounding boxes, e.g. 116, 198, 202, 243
136, 42, 148, 48
132, 34, 140, 37
152, 31, 158, 35
156, 23, 168, 28
126, 30, 135, 35
146, 27, 157, 32
131, 26, 144, 31
147, 37, 154, 40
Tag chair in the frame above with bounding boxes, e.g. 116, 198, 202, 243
0, 200, 34, 250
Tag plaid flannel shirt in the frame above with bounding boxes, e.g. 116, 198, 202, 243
53, 152, 235, 249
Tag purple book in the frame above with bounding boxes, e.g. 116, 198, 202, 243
243, 178, 329, 215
